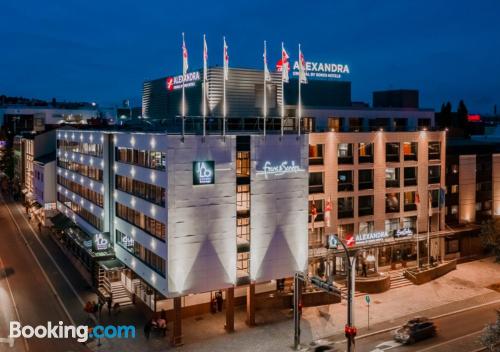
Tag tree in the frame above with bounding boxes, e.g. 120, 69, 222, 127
481, 310, 500, 351
479, 217, 500, 262
438, 101, 453, 128
457, 99, 469, 128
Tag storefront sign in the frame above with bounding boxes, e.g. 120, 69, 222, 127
94, 233, 109, 251
327, 234, 338, 249
83, 240, 93, 249
193, 161, 215, 185
355, 231, 389, 244
121, 234, 134, 248
394, 228, 413, 238
276, 59, 350, 80
256, 161, 305, 179
166, 71, 200, 91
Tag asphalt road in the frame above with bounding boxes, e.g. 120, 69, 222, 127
0, 194, 91, 352
334, 302, 499, 352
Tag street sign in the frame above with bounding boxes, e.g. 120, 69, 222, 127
365, 295, 370, 304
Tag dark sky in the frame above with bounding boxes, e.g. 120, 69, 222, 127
1, 0, 499, 113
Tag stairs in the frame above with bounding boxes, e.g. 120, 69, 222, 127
110, 281, 133, 307
389, 269, 414, 289
335, 281, 365, 298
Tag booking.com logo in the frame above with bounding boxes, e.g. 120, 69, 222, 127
3, 321, 136, 344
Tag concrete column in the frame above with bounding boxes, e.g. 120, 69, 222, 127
225, 287, 235, 332
171, 296, 182, 346
246, 283, 256, 327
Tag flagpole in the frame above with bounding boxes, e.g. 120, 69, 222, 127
427, 191, 431, 267
281, 42, 285, 137
203, 34, 207, 138
416, 193, 420, 268
298, 44, 302, 137
182, 32, 186, 141
223, 36, 226, 137
263, 40, 267, 137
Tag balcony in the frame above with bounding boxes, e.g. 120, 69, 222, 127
309, 185, 324, 194
404, 203, 417, 212
386, 154, 399, 163
404, 154, 418, 161
404, 178, 417, 186
309, 213, 324, 223
429, 152, 440, 161
309, 157, 324, 166
338, 156, 354, 164
359, 155, 374, 163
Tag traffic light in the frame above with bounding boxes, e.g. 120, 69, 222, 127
344, 324, 357, 338
310, 276, 341, 295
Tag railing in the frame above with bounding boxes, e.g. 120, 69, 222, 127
404, 178, 417, 186
309, 157, 324, 166
358, 155, 374, 163
386, 154, 399, 162
309, 185, 324, 194
338, 156, 354, 164
359, 181, 374, 190
338, 183, 354, 192
404, 203, 417, 211
386, 180, 400, 188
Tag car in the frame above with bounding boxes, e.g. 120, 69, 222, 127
394, 319, 437, 344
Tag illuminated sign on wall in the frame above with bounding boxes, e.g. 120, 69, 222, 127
166, 71, 201, 91
256, 161, 305, 179
394, 228, 413, 238
193, 161, 215, 185
355, 231, 389, 244
94, 233, 109, 251
276, 59, 350, 79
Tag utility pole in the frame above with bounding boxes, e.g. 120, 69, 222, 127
293, 272, 303, 350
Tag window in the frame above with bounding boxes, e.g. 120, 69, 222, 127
338, 143, 353, 164
445, 239, 459, 254
309, 199, 324, 223
236, 151, 250, 177
358, 221, 374, 235
338, 170, 353, 192
430, 189, 439, 208
475, 202, 482, 211
386, 168, 400, 188
309, 144, 324, 165
328, 117, 342, 132
428, 166, 441, 184
358, 195, 374, 216
404, 167, 418, 186
236, 185, 250, 212
403, 142, 418, 161
451, 164, 458, 174
385, 218, 400, 235
309, 172, 324, 194
338, 223, 354, 239
115, 174, 166, 206
116, 230, 166, 276
338, 197, 354, 219
358, 143, 373, 163
115, 202, 166, 241
404, 191, 417, 211
348, 118, 362, 132
237, 217, 250, 243
450, 205, 458, 215
386, 193, 400, 213
402, 216, 417, 233
237, 252, 250, 272
428, 142, 441, 160
115, 147, 166, 170
358, 169, 374, 190
386, 143, 400, 162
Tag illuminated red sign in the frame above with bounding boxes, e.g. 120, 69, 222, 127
166, 77, 174, 91
345, 234, 355, 247
468, 114, 481, 122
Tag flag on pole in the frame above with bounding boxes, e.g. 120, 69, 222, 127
281, 43, 290, 83
310, 201, 317, 229
324, 197, 332, 227
182, 33, 188, 76
203, 34, 208, 81
223, 37, 229, 81
298, 45, 308, 84
263, 41, 271, 82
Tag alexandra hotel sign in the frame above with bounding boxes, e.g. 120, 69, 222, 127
277, 60, 350, 79
166, 71, 201, 91
256, 161, 305, 179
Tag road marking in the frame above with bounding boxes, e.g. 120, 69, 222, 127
11, 200, 87, 309
417, 329, 483, 351
0, 255, 29, 351
1, 195, 76, 326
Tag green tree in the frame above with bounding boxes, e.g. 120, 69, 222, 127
481, 310, 500, 351
457, 99, 469, 128
480, 217, 500, 262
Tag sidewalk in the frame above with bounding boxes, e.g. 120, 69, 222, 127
85, 257, 500, 352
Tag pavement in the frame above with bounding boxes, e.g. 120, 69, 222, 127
1, 192, 499, 352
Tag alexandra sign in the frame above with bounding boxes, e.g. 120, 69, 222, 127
166, 71, 200, 91
277, 60, 350, 79
394, 228, 413, 238
256, 161, 305, 179
355, 231, 389, 244
193, 161, 215, 185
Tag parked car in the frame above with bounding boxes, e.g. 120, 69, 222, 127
394, 319, 437, 344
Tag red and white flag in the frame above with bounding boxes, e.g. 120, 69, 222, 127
345, 234, 356, 248
281, 42, 290, 83
182, 33, 188, 77
263, 41, 271, 82
223, 37, 229, 81
298, 45, 307, 84
310, 201, 318, 229
203, 34, 208, 81
324, 197, 332, 227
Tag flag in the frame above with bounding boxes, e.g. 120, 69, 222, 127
428, 191, 433, 217
298, 45, 307, 84
263, 41, 271, 82
310, 201, 317, 229
203, 34, 208, 81
324, 197, 332, 227
182, 33, 188, 77
345, 234, 355, 248
223, 37, 229, 81
281, 43, 290, 83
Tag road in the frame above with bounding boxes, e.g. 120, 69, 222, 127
0, 194, 92, 352
332, 301, 499, 352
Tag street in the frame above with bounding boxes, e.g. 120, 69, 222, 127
330, 301, 499, 352
0, 194, 91, 352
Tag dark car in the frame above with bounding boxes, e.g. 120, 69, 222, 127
394, 320, 437, 344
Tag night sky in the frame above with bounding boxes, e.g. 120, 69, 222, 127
1, 0, 499, 113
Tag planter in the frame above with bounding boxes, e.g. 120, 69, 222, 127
356, 274, 391, 293
404, 260, 457, 285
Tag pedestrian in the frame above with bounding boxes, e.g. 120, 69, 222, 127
107, 296, 112, 316
215, 290, 223, 312
38, 222, 42, 233
362, 260, 367, 277
144, 319, 152, 340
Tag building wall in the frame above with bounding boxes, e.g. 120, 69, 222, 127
492, 154, 500, 216
459, 155, 476, 223
250, 134, 309, 282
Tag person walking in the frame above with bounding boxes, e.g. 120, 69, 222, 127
215, 290, 223, 312
38, 222, 42, 233
107, 296, 112, 316
362, 259, 368, 277
144, 319, 152, 340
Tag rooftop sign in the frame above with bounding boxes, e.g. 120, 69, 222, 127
276, 59, 350, 80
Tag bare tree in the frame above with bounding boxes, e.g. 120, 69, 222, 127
481, 310, 500, 351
